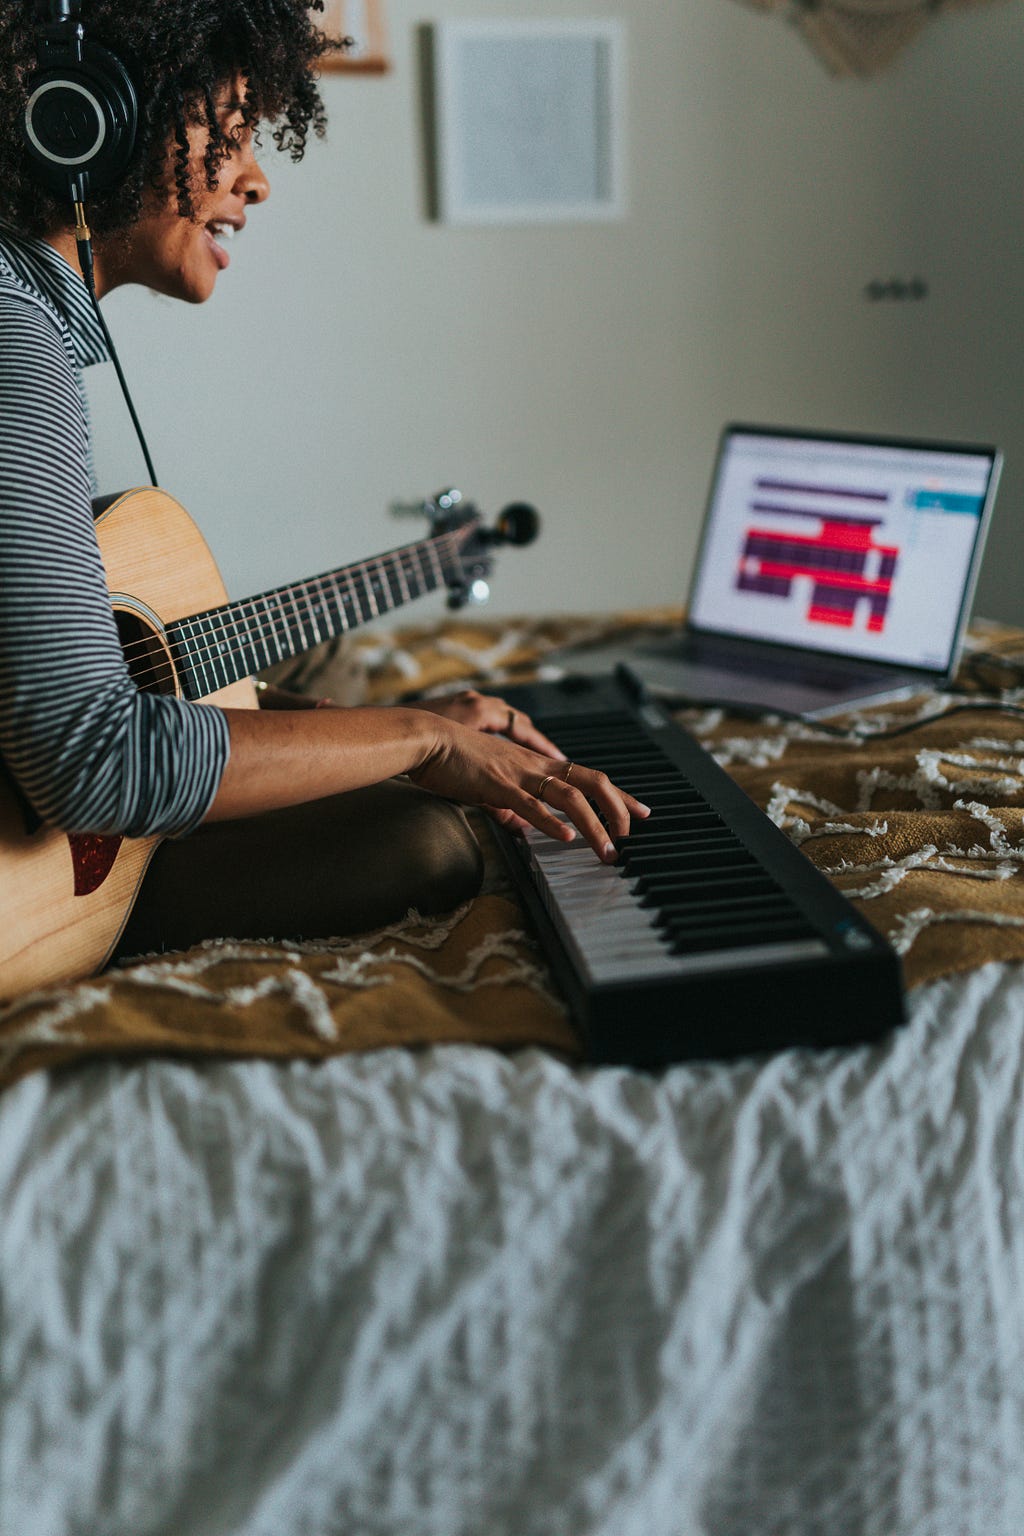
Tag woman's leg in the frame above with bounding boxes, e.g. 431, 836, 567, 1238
113, 779, 483, 960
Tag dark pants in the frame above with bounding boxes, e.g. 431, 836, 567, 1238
114, 779, 484, 960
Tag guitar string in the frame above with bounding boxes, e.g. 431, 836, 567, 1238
114, 529, 473, 693
118, 539, 464, 692
112, 527, 468, 666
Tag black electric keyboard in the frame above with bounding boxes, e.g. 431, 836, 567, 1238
493, 671, 905, 1065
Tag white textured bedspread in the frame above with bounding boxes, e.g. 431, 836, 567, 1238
3, 964, 1024, 1536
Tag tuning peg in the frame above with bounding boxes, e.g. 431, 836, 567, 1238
446, 577, 491, 611
389, 489, 467, 523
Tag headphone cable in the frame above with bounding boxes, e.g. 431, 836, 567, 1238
73, 196, 160, 489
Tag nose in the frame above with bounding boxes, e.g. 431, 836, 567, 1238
235, 142, 270, 205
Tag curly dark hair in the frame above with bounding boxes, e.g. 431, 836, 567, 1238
0, 0, 335, 236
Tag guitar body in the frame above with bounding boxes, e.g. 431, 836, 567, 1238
0, 480, 533, 1000
0, 488, 257, 999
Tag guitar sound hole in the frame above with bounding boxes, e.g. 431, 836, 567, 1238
115, 609, 177, 696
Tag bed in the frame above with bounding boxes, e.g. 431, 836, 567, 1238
3, 612, 1024, 1535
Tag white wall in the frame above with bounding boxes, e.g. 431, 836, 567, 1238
87, 0, 1024, 627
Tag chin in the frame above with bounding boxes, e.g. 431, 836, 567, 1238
168, 265, 217, 305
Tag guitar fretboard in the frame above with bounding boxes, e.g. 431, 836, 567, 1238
165, 530, 466, 701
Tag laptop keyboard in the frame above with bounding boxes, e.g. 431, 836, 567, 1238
671, 636, 891, 694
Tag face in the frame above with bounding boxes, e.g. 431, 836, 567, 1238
103, 83, 271, 304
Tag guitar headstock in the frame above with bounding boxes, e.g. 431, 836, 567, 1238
392, 488, 540, 609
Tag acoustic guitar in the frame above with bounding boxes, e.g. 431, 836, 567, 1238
0, 484, 537, 1000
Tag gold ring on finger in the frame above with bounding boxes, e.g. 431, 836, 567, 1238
537, 774, 556, 803
562, 761, 576, 785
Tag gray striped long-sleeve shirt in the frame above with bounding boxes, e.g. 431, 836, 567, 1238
0, 224, 229, 837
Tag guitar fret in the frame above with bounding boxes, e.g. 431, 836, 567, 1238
339, 565, 359, 628
312, 577, 339, 639
213, 611, 238, 685
392, 549, 411, 606
188, 617, 215, 695
399, 546, 422, 599
243, 603, 264, 675
328, 572, 350, 632
276, 591, 299, 660
425, 539, 445, 589
411, 544, 431, 594
301, 582, 324, 646
359, 563, 379, 621
367, 560, 387, 613
257, 596, 276, 666
376, 559, 398, 613
319, 579, 341, 636
239, 599, 262, 672
172, 617, 200, 699
208, 616, 232, 692
286, 584, 308, 654
198, 619, 219, 696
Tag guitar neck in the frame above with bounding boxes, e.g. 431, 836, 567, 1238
166, 528, 467, 701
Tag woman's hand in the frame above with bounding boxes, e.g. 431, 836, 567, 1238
407, 689, 563, 759
408, 715, 650, 863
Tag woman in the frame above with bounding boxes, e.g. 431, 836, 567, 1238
0, 0, 648, 960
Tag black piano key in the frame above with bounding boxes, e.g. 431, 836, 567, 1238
629, 792, 709, 817
620, 840, 746, 874
555, 734, 659, 754
619, 834, 738, 862
616, 810, 727, 840
669, 915, 822, 952
622, 798, 711, 815
619, 823, 738, 848
636, 870, 778, 903
605, 772, 692, 793
632, 848, 755, 879
656, 897, 804, 939
652, 887, 788, 919
590, 765, 688, 790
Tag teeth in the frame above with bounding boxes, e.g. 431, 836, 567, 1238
208, 222, 236, 241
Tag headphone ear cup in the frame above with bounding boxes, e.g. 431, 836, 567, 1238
23, 38, 137, 196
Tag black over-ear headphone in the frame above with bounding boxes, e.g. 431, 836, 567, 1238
21, 3, 157, 485
22, 0, 137, 201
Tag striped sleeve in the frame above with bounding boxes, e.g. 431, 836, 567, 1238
0, 285, 230, 838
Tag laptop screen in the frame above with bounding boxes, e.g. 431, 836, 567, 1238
687, 426, 1001, 676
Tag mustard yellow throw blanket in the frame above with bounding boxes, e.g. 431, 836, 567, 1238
4, 612, 1024, 1091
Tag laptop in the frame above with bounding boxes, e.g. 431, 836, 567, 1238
563, 424, 1002, 719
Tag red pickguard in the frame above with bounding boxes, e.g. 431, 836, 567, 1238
68, 833, 123, 896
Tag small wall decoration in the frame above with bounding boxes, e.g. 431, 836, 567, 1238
317, 0, 390, 73
731, 0, 1006, 77
432, 18, 626, 225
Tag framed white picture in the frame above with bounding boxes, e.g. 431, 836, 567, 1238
317, 0, 390, 72
432, 18, 626, 225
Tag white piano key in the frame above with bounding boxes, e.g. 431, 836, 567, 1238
519, 834, 827, 987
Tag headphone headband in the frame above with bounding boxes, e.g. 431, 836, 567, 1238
22, 1, 138, 200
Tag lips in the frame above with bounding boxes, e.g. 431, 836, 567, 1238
204, 218, 242, 271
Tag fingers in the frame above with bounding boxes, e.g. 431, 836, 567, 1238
419, 690, 567, 760
416, 690, 565, 759
502, 706, 564, 760
410, 717, 648, 863
531, 763, 650, 861
487, 802, 572, 842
